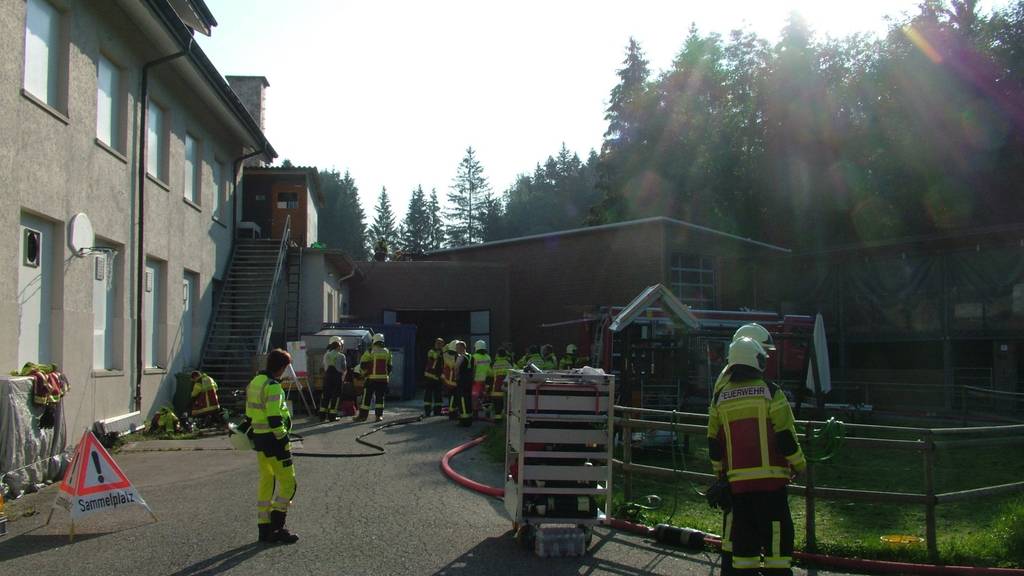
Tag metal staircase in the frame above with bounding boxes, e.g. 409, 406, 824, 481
199, 217, 290, 404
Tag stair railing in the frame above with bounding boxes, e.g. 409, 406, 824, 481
256, 215, 291, 357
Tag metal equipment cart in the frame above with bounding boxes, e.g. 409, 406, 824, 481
503, 369, 615, 554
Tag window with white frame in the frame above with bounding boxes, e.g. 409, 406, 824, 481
670, 253, 716, 309
211, 158, 223, 218
184, 133, 200, 204
23, 0, 65, 110
96, 54, 122, 150
146, 100, 167, 182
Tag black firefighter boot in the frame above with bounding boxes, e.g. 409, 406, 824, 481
270, 510, 299, 544
258, 523, 276, 544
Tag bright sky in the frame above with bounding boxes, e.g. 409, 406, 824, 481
197, 0, 1009, 222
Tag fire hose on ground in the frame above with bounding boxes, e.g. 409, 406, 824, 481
440, 434, 1024, 576
227, 414, 424, 458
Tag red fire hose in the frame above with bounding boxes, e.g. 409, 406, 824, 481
441, 435, 1024, 576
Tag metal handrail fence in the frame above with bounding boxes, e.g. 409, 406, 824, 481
614, 404, 1024, 562
256, 215, 290, 357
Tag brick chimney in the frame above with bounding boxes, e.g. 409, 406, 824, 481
226, 75, 269, 166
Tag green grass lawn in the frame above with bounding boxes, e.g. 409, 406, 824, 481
479, 423, 1024, 567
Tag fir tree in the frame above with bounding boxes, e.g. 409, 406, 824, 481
426, 188, 445, 250
369, 186, 397, 258
318, 169, 367, 260
446, 146, 492, 246
400, 185, 431, 254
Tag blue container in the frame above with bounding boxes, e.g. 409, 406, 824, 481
324, 323, 418, 400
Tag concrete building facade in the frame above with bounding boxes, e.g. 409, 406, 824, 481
1, 0, 274, 434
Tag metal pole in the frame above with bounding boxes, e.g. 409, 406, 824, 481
804, 421, 817, 552
924, 430, 938, 562
622, 412, 633, 504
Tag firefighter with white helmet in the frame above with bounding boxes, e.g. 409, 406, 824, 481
559, 344, 581, 370
713, 324, 776, 397
356, 333, 391, 422
423, 337, 445, 417
319, 336, 347, 422
707, 337, 804, 575
444, 340, 460, 419
471, 340, 492, 417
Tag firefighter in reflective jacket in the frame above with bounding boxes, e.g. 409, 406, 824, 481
516, 345, 542, 369
444, 340, 461, 420
319, 337, 347, 422
423, 337, 445, 417
559, 344, 581, 370
246, 348, 299, 544
713, 324, 777, 398
471, 340, 492, 417
453, 340, 474, 427
357, 333, 392, 422
539, 344, 558, 371
190, 370, 222, 420
489, 348, 513, 420
707, 337, 805, 575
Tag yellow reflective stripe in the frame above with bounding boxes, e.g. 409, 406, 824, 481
266, 394, 283, 402
273, 496, 291, 505
247, 402, 265, 410
759, 403, 770, 470
727, 466, 791, 481
764, 556, 791, 568
733, 556, 760, 569
772, 520, 781, 557
257, 500, 272, 508
252, 422, 271, 431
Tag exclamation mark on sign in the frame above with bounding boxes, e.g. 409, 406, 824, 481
91, 451, 105, 484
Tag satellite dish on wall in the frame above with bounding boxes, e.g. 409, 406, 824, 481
69, 213, 95, 257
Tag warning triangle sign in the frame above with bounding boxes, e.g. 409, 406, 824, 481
50, 430, 156, 534
61, 430, 133, 496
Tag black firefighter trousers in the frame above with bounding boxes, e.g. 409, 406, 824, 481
722, 487, 794, 576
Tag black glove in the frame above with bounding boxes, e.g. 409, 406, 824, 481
706, 477, 732, 512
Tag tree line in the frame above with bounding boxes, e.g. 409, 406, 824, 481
317, 0, 1024, 258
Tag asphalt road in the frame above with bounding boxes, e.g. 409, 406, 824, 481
0, 406, 853, 576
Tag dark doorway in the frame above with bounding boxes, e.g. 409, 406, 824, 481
394, 310, 472, 387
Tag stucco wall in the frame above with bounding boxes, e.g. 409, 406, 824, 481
1, 1, 247, 433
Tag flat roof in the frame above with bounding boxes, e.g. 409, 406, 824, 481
426, 216, 790, 255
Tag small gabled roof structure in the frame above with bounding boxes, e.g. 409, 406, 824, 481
609, 284, 699, 333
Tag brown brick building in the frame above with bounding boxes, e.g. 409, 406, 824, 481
349, 217, 787, 356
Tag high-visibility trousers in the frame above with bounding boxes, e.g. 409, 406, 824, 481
253, 433, 296, 526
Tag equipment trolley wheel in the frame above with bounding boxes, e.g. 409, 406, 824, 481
515, 524, 536, 549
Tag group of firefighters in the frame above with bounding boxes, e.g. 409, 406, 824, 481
238, 322, 804, 574
422, 338, 587, 426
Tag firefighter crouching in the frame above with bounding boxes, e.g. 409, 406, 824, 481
246, 348, 299, 544
357, 333, 392, 422
189, 370, 223, 426
423, 337, 445, 417
707, 337, 805, 575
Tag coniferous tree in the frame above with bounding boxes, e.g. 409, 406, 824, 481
446, 147, 492, 246
400, 185, 431, 254
589, 37, 651, 225
318, 169, 367, 260
369, 186, 397, 258
425, 188, 446, 251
